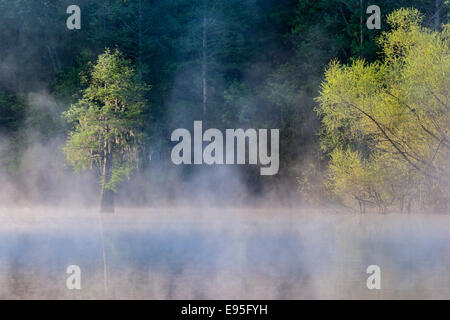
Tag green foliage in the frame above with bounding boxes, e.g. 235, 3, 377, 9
317, 9, 449, 212
64, 49, 149, 192
0, 0, 448, 205
0, 93, 25, 132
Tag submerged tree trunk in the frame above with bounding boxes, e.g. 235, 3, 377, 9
100, 143, 115, 213
100, 186, 115, 213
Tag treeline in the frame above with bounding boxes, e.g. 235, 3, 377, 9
0, 0, 448, 210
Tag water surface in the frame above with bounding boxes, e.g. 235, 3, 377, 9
0, 208, 448, 299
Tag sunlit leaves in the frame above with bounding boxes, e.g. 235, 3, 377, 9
63, 49, 149, 191
317, 9, 449, 211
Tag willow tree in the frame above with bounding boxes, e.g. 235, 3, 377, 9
317, 9, 449, 212
64, 49, 148, 213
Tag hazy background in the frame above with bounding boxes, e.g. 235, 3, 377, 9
0, 0, 448, 299
0, 0, 447, 208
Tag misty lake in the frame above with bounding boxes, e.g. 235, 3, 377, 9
0, 208, 449, 299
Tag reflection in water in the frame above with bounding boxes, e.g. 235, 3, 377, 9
0, 208, 449, 299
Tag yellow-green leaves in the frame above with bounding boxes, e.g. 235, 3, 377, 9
317, 9, 449, 212
64, 49, 149, 192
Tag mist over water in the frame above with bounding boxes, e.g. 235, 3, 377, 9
0, 207, 449, 300
0, 0, 448, 301
0, 135, 447, 299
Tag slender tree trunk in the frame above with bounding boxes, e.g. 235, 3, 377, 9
434, 0, 442, 30
138, 0, 143, 83
44, 32, 61, 74
360, 0, 364, 57
103, 1, 108, 48
100, 142, 115, 213
47, 44, 60, 74
202, 0, 208, 123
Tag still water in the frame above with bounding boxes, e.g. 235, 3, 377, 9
0, 208, 449, 299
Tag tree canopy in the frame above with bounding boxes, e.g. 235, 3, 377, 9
64, 49, 148, 211
317, 8, 449, 212
0, 1, 448, 211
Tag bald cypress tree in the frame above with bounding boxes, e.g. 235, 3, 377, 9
64, 49, 149, 213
